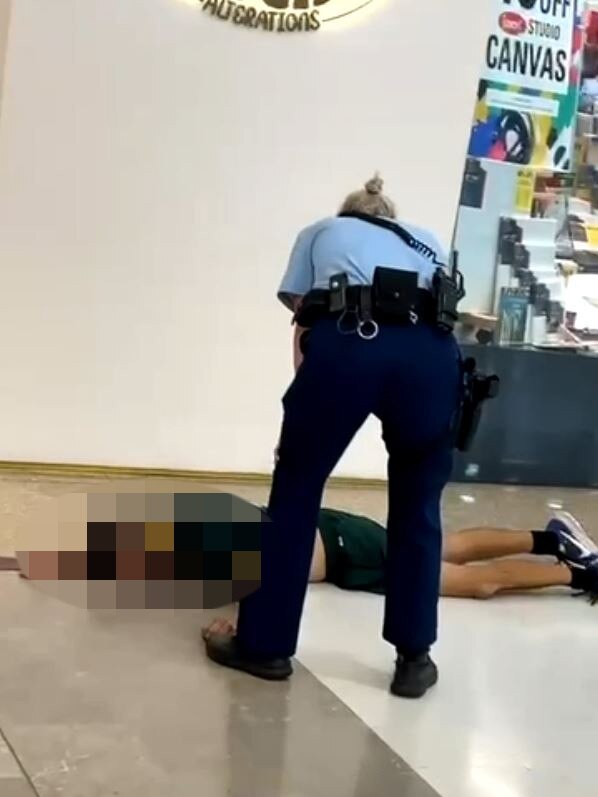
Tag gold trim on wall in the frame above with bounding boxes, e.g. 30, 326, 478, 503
0, 460, 386, 491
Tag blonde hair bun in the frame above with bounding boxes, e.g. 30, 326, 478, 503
339, 172, 396, 219
365, 173, 384, 195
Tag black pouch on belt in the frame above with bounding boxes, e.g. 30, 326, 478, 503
372, 267, 420, 322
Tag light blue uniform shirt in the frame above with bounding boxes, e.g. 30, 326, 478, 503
278, 216, 448, 311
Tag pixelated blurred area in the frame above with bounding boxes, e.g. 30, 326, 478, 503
12, 482, 265, 610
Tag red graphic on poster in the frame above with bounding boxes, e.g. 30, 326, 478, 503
499, 12, 527, 36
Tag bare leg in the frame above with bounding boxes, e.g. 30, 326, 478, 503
309, 531, 327, 583
440, 560, 572, 599
202, 531, 576, 637
443, 528, 534, 564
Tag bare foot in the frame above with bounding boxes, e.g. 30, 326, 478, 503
201, 617, 237, 641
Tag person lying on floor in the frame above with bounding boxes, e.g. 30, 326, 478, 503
203, 509, 598, 639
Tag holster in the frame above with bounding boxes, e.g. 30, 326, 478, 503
454, 358, 500, 452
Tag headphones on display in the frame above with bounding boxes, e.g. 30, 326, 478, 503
495, 111, 535, 165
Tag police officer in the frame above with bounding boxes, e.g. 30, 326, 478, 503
205, 174, 463, 699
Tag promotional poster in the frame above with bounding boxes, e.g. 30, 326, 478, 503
469, 0, 582, 171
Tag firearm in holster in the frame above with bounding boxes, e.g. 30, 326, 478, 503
455, 358, 500, 452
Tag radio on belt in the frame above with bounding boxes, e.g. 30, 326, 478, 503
433, 251, 466, 333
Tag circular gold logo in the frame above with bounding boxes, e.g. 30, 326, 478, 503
198, 0, 376, 32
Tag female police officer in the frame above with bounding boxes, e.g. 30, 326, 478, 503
205, 174, 462, 699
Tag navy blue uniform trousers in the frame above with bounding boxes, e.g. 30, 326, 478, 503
236, 318, 462, 659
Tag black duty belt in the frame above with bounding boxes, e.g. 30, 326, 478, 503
294, 269, 436, 339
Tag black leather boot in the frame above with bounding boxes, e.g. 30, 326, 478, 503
391, 652, 438, 699
205, 634, 293, 681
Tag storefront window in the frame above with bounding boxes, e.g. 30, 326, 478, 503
454, 0, 598, 354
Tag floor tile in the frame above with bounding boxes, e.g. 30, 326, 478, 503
0, 573, 436, 797
0, 734, 23, 779
0, 780, 38, 797
299, 585, 598, 797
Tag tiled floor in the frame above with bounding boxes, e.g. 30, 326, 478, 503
300, 586, 597, 797
0, 729, 36, 796
0, 474, 596, 797
0, 569, 443, 797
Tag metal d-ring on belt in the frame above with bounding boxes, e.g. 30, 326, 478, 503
336, 285, 380, 340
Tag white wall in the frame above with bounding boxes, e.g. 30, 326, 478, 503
0, 0, 491, 478
0, 0, 11, 118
